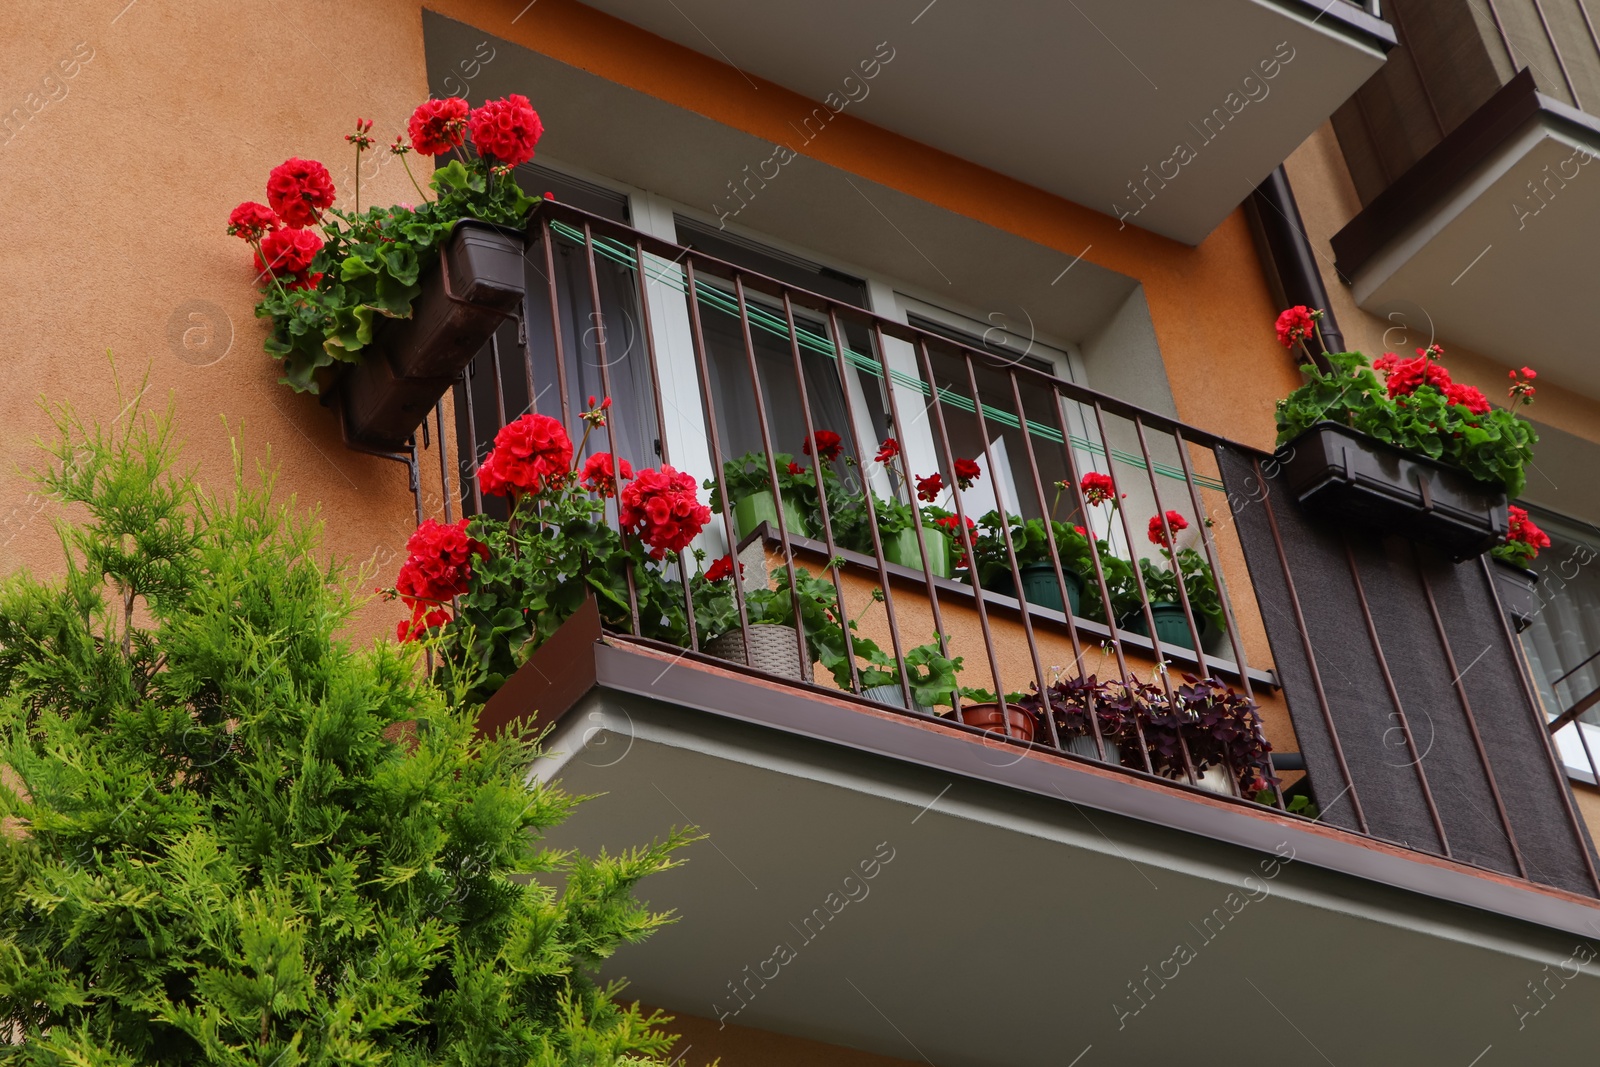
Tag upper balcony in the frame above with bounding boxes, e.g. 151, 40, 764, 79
1332, 0, 1600, 397
358, 193, 1600, 1062
571, 0, 1393, 244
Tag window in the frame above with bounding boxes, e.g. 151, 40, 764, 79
1520, 508, 1600, 779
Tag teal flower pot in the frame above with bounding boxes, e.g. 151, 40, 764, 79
985, 562, 1082, 616
1122, 602, 1212, 651
882, 526, 951, 579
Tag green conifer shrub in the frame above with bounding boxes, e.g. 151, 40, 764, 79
0, 390, 696, 1066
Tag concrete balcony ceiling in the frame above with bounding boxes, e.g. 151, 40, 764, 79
575, 0, 1392, 244
1334, 72, 1600, 400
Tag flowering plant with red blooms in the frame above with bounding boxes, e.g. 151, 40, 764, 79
704, 555, 742, 582
1275, 305, 1322, 352
620, 465, 713, 560
874, 437, 901, 464
1492, 505, 1553, 568
256, 228, 323, 278
953, 458, 982, 490
389, 518, 487, 642
477, 413, 575, 498
1509, 366, 1537, 408
237, 95, 548, 394
915, 473, 944, 504
579, 452, 633, 497
1080, 471, 1119, 507
1275, 320, 1539, 497
803, 430, 844, 463
1146, 510, 1189, 548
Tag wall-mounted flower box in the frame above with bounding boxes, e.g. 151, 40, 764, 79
338, 221, 526, 451
1278, 422, 1508, 561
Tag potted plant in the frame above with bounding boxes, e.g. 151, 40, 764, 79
826, 438, 958, 577
1123, 510, 1226, 652
386, 400, 707, 700
1489, 504, 1551, 633
709, 449, 813, 541
692, 561, 841, 681
939, 687, 1037, 743
1016, 674, 1127, 762
1272, 307, 1538, 560
1101, 674, 1276, 797
230, 96, 547, 451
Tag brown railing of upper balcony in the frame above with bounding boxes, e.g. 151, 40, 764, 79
388, 198, 1600, 902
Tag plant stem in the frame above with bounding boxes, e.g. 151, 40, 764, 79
400, 153, 431, 204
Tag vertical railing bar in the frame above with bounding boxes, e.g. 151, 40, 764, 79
1342, 533, 1450, 852
1006, 369, 1082, 754
733, 275, 810, 675
539, 216, 572, 428
434, 401, 455, 525
460, 372, 485, 518
1252, 456, 1368, 832
1476, 554, 1600, 893
1133, 417, 1211, 678
1413, 549, 1527, 879
683, 259, 754, 665
581, 222, 640, 635
1577, 0, 1600, 76
849, 320, 912, 708
632, 237, 699, 652
911, 344, 1001, 730
785, 294, 861, 696
1092, 400, 1196, 784
409, 436, 432, 675
519, 289, 539, 418
1530, 0, 1581, 107
489, 332, 509, 431
959, 352, 1050, 744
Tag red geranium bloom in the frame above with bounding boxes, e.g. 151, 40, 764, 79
915, 472, 944, 503
265, 157, 335, 228
477, 413, 574, 498
786, 462, 803, 476
1080, 471, 1118, 506
875, 437, 900, 464
408, 96, 470, 156
1509, 366, 1538, 403
803, 430, 844, 462
227, 201, 280, 242
256, 227, 323, 277
935, 513, 977, 568
1506, 505, 1551, 559
1274, 306, 1321, 348
578, 452, 633, 497
285, 271, 324, 292
393, 518, 487, 642
705, 555, 743, 582
1377, 345, 1454, 399
620, 465, 712, 560
953, 458, 982, 489
1147, 510, 1189, 547
1443, 382, 1491, 415
469, 94, 544, 167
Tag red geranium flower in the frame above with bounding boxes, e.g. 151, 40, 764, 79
705, 555, 743, 582
227, 201, 280, 242
953, 458, 982, 489
803, 430, 844, 462
935, 513, 977, 568
578, 452, 633, 497
620, 464, 712, 560
1080, 471, 1118, 506
265, 157, 336, 229
1506, 505, 1551, 559
477, 413, 574, 498
408, 96, 470, 156
285, 271, 323, 292
1147, 510, 1189, 547
1443, 382, 1491, 415
393, 518, 487, 641
1509, 366, 1538, 404
256, 227, 323, 277
875, 437, 900, 464
786, 462, 803, 476
915, 472, 944, 503
469, 94, 544, 167
1274, 306, 1321, 348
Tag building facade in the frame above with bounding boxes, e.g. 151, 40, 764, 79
5, 1, 1600, 1063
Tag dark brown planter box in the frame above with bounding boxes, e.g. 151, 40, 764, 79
1491, 559, 1539, 633
1278, 422, 1509, 561
337, 220, 526, 451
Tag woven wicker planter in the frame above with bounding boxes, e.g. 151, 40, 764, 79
704, 624, 808, 681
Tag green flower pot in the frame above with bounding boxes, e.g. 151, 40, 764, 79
733, 490, 809, 541
985, 562, 1082, 615
1122, 602, 1212, 651
882, 526, 951, 579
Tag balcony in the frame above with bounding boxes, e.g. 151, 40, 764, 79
1332, 1, 1600, 397
385, 200, 1598, 1063
569, 0, 1393, 244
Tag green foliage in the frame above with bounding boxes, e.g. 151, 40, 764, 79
260, 161, 541, 394
1137, 547, 1226, 634
1274, 349, 1537, 496
0, 392, 695, 1065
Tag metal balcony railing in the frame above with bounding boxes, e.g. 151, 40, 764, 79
384, 199, 1599, 901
